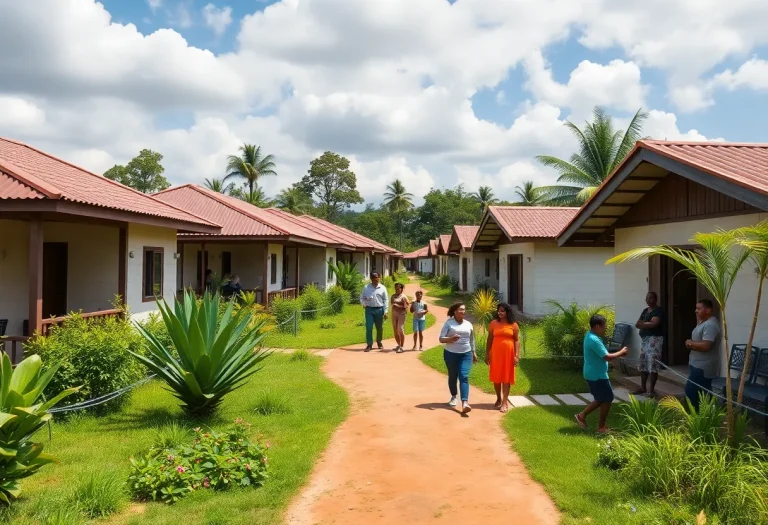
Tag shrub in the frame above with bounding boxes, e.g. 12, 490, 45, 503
328, 261, 364, 301
24, 313, 146, 413
0, 354, 79, 505
139, 312, 174, 354
620, 395, 669, 435
270, 297, 301, 333
595, 435, 629, 471
300, 284, 325, 320
153, 421, 192, 449
134, 290, 270, 416
127, 421, 268, 504
540, 300, 614, 364
469, 288, 498, 330
382, 275, 395, 295
290, 349, 311, 362
660, 394, 726, 444
622, 428, 692, 498
319, 322, 336, 330
475, 329, 489, 362
253, 391, 292, 416
72, 471, 125, 518
325, 286, 350, 315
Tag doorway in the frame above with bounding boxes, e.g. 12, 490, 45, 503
461, 258, 468, 291
649, 254, 719, 365
507, 254, 523, 311
42, 242, 68, 318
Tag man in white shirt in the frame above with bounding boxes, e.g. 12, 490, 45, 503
360, 272, 389, 351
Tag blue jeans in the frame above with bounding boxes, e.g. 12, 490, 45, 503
444, 350, 472, 401
685, 365, 713, 411
365, 307, 384, 347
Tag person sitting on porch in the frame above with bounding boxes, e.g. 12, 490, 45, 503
360, 272, 388, 352
575, 314, 628, 434
684, 299, 721, 411
221, 275, 243, 298
632, 291, 664, 399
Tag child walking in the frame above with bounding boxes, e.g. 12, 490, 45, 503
575, 314, 628, 434
410, 290, 428, 351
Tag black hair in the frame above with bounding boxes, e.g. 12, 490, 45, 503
447, 302, 465, 318
394, 282, 404, 291
646, 291, 658, 301
589, 314, 607, 329
205, 269, 212, 276
698, 298, 714, 309
370, 272, 380, 279
494, 302, 516, 323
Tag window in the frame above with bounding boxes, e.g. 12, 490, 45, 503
221, 251, 232, 277
495, 258, 499, 280
270, 253, 277, 285
484, 258, 490, 277
143, 247, 164, 301
196, 250, 208, 288
328, 257, 334, 280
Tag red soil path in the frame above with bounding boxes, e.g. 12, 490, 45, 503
285, 280, 559, 524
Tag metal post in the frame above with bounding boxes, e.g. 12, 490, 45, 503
293, 309, 298, 337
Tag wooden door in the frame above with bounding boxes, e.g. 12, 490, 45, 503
507, 255, 523, 310
42, 242, 68, 318
461, 258, 468, 291
668, 258, 698, 365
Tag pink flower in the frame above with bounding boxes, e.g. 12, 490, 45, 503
235, 418, 243, 424
176, 465, 186, 473
194, 427, 201, 433
245, 464, 251, 471
167, 454, 174, 462
203, 478, 210, 488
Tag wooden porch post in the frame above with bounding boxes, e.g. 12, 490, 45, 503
199, 242, 206, 294
118, 226, 127, 307
295, 247, 300, 292
28, 220, 43, 336
262, 245, 270, 307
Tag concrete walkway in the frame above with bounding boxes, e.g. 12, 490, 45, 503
285, 279, 559, 525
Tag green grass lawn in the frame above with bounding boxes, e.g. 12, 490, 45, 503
412, 277, 464, 308
504, 406, 697, 524
264, 304, 436, 349
3, 354, 348, 525
419, 323, 587, 395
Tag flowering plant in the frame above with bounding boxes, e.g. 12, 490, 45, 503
127, 420, 269, 503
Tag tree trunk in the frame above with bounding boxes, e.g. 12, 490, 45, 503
738, 274, 763, 404
722, 308, 735, 442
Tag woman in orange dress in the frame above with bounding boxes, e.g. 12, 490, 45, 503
485, 303, 519, 413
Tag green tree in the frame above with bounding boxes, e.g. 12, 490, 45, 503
275, 184, 313, 215
204, 177, 233, 194
339, 205, 401, 249
224, 144, 277, 196
513, 181, 544, 206
383, 179, 414, 250
536, 106, 648, 206
231, 183, 273, 208
472, 186, 498, 215
608, 231, 750, 442
104, 149, 170, 193
412, 185, 481, 245
300, 151, 363, 222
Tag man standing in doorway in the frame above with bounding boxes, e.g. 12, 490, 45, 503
360, 272, 388, 352
684, 299, 721, 411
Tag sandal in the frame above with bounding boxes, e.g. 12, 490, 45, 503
500, 405, 509, 413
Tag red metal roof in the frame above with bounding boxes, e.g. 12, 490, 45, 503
299, 215, 398, 253
0, 138, 216, 229
403, 246, 429, 259
263, 210, 358, 248
489, 206, 579, 239
639, 140, 768, 195
154, 185, 284, 237
428, 239, 438, 256
437, 234, 452, 254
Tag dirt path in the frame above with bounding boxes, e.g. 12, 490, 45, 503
285, 280, 559, 524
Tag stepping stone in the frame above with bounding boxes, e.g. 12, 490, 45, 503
613, 388, 632, 402
554, 394, 586, 405
508, 395, 535, 408
577, 392, 621, 404
530, 395, 561, 406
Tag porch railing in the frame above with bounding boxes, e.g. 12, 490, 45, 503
1, 336, 27, 365
267, 287, 297, 303
40, 309, 124, 336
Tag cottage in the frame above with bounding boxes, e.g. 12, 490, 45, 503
436, 234, 459, 282
427, 239, 439, 275
447, 225, 480, 292
558, 140, 768, 372
473, 206, 615, 315
0, 138, 218, 344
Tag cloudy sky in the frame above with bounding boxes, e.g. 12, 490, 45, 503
1, 0, 767, 206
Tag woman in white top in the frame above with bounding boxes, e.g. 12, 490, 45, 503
439, 302, 477, 414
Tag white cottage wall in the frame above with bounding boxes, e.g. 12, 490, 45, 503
126, 224, 178, 321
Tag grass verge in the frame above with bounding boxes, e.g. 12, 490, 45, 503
504, 405, 699, 524
264, 304, 436, 349
4, 353, 348, 525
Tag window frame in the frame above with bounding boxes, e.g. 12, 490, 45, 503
270, 253, 278, 285
221, 251, 232, 277
328, 256, 334, 280
142, 247, 164, 302
484, 258, 490, 278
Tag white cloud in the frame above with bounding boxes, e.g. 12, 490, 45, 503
350, 157, 436, 205
168, 2, 193, 29
712, 57, 768, 92
202, 4, 232, 36
147, 0, 162, 12
0, 96, 46, 131
638, 110, 718, 142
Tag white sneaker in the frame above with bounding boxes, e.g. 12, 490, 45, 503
448, 396, 458, 407
462, 401, 472, 414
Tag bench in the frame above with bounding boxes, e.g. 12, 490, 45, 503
610, 323, 633, 375
714, 345, 768, 434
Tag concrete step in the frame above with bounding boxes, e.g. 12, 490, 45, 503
615, 374, 686, 399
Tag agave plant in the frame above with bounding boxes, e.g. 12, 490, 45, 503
469, 288, 498, 330
0, 353, 79, 505
328, 260, 364, 298
133, 290, 270, 416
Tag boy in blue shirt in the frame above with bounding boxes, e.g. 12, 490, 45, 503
575, 314, 628, 434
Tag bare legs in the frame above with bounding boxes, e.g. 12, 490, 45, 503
493, 383, 512, 412
577, 401, 612, 432
412, 330, 423, 350
633, 372, 659, 398
494, 383, 502, 408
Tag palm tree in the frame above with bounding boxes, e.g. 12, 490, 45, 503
231, 184, 273, 208
608, 230, 750, 442
275, 186, 313, 215
472, 186, 498, 214
383, 179, 414, 250
224, 144, 277, 195
513, 181, 544, 206
536, 107, 648, 206
204, 178, 233, 194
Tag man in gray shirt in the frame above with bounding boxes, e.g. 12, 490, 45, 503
360, 272, 389, 351
684, 299, 721, 411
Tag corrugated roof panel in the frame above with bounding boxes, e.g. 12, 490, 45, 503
0, 170, 44, 199
489, 207, 579, 239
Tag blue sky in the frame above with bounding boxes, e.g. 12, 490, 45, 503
2, 0, 767, 204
